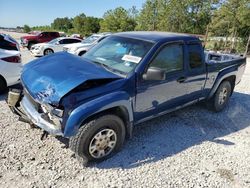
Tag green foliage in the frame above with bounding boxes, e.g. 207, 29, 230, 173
28, 0, 249, 53
72, 14, 101, 36
100, 7, 137, 32
136, 0, 217, 34
51, 17, 73, 32
32, 25, 53, 31
23, 24, 31, 33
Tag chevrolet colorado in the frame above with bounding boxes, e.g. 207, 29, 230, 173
8, 32, 246, 164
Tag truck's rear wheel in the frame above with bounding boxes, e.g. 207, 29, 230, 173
69, 114, 125, 165
207, 81, 232, 112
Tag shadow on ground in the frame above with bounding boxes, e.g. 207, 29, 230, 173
93, 91, 250, 169
0, 84, 23, 102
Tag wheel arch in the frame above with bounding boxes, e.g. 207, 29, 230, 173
81, 106, 133, 139
63, 91, 134, 138
43, 48, 54, 55
208, 72, 237, 99
0, 74, 7, 86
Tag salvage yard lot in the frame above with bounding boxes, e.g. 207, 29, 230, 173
0, 32, 250, 188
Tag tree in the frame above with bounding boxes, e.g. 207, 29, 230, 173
136, 0, 219, 34
100, 7, 137, 32
51, 17, 73, 32
23, 24, 31, 33
72, 13, 86, 35
210, 0, 250, 51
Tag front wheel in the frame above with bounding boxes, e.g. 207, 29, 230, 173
207, 81, 232, 112
69, 114, 126, 165
44, 49, 54, 56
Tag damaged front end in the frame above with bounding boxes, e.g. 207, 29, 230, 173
7, 88, 64, 136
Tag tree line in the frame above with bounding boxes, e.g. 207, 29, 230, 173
23, 0, 250, 53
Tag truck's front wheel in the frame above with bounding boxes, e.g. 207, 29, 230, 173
207, 81, 232, 112
69, 114, 125, 165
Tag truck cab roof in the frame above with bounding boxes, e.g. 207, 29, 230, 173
114, 31, 200, 43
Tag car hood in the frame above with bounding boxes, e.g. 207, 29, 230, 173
32, 43, 47, 47
21, 52, 121, 106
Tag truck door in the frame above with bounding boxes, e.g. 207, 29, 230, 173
135, 42, 189, 122
185, 42, 207, 100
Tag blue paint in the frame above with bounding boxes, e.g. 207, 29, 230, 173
20, 31, 246, 137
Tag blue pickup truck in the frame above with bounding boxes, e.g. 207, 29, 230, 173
8, 32, 246, 164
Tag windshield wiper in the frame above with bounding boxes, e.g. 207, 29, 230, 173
92, 60, 126, 76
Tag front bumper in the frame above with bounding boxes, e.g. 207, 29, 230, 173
30, 49, 43, 56
8, 90, 63, 136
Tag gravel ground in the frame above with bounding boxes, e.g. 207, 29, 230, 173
0, 31, 250, 188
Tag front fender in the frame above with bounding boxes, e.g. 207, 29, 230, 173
63, 91, 133, 137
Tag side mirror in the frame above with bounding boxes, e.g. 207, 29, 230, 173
143, 67, 165, 81
55, 41, 60, 45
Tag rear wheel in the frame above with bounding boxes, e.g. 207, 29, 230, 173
0, 77, 7, 94
69, 114, 126, 165
207, 81, 232, 112
44, 49, 54, 56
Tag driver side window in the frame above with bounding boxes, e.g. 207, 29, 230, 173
150, 43, 184, 74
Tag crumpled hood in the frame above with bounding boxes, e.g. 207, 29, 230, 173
21, 52, 121, 105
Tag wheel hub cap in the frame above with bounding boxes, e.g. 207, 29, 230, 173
89, 128, 117, 159
218, 87, 228, 105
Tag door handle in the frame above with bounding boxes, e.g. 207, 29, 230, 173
177, 77, 187, 83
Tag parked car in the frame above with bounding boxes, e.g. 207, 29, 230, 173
8, 32, 246, 164
0, 33, 20, 51
20, 31, 60, 50
63, 33, 111, 56
0, 34, 22, 93
30, 37, 82, 56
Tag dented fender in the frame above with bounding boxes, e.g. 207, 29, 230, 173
63, 91, 133, 137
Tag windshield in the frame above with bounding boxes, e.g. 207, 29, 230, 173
48, 38, 60, 44
81, 35, 100, 44
83, 36, 154, 74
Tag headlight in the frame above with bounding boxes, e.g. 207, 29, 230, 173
34, 46, 41, 50
70, 47, 78, 52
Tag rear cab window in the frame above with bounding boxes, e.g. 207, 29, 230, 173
187, 43, 204, 70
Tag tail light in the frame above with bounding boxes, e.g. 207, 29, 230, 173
1, 56, 21, 63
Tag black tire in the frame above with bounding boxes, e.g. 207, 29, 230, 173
0, 77, 7, 94
69, 114, 126, 165
207, 81, 232, 112
78, 51, 86, 56
44, 49, 54, 56
27, 42, 35, 50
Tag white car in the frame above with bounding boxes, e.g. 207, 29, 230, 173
0, 34, 22, 93
0, 50, 22, 93
30, 37, 82, 56
63, 33, 111, 56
